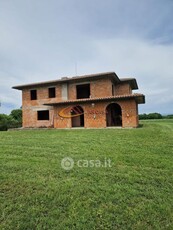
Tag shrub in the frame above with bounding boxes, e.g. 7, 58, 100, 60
0, 109, 22, 131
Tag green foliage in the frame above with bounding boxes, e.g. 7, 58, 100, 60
139, 113, 163, 120
139, 113, 173, 120
0, 109, 22, 131
10, 109, 22, 122
163, 114, 173, 119
0, 114, 9, 131
0, 120, 173, 229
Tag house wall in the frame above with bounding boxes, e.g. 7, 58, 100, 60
22, 85, 62, 127
54, 99, 139, 128
114, 83, 132, 95
68, 78, 113, 100
67, 79, 132, 99
90, 79, 113, 98
21, 78, 135, 128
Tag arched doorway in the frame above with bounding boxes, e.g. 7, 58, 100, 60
71, 105, 84, 127
106, 103, 122, 127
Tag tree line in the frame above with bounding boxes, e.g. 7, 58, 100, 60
0, 109, 22, 131
139, 113, 173, 120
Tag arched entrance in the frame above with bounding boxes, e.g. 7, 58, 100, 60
71, 105, 84, 127
106, 103, 122, 127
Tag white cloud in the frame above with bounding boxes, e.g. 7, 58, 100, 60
74, 37, 173, 113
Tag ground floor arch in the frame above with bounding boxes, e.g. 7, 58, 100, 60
71, 105, 84, 127
106, 103, 122, 127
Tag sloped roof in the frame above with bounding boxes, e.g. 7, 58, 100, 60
12, 72, 138, 90
44, 93, 145, 105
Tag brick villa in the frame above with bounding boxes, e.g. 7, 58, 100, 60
13, 72, 145, 128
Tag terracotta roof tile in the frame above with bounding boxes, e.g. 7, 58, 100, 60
44, 93, 145, 105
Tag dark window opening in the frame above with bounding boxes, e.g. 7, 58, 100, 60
37, 110, 49, 120
76, 84, 90, 99
112, 85, 114, 96
49, 87, 56, 98
30, 90, 37, 100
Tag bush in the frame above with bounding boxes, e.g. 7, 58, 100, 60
0, 114, 10, 131
0, 109, 22, 131
10, 109, 22, 123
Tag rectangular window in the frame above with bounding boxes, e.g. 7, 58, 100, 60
37, 110, 49, 120
48, 87, 56, 98
76, 84, 90, 99
112, 85, 114, 96
30, 89, 37, 100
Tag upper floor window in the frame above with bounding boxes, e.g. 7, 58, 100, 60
112, 85, 114, 96
30, 89, 37, 100
76, 84, 90, 99
49, 87, 56, 98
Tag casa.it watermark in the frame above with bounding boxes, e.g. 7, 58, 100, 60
58, 105, 105, 119
61, 157, 112, 171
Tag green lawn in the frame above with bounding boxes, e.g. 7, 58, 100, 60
0, 120, 173, 229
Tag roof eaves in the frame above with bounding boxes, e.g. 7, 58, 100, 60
120, 78, 138, 90
12, 72, 120, 90
44, 93, 145, 106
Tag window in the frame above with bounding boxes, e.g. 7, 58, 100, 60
37, 110, 49, 120
30, 90, 37, 100
76, 84, 90, 99
112, 85, 114, 96
49, 87, 56, 98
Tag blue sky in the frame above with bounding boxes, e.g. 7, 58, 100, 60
0, 0, 173, 114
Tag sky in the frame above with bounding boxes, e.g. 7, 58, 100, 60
0, 0, 173, 115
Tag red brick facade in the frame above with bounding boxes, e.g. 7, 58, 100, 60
13, 72, 145, 128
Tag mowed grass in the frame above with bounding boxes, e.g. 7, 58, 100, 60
0, 120, 173, 230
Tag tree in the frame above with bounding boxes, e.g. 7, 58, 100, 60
0, 109, 22, 131
10, 109, 22, 123
0, 114, 9, 131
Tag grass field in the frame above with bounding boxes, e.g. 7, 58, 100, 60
0, 120, 173, 229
